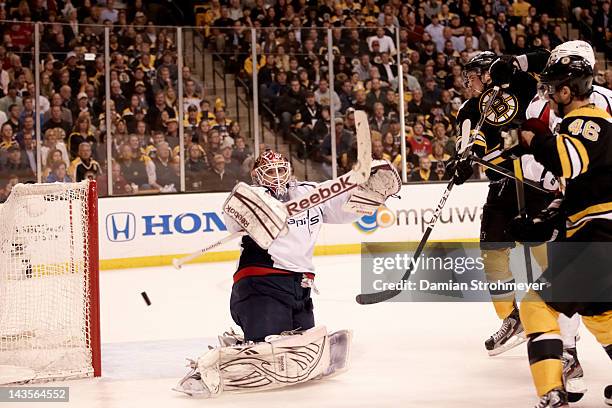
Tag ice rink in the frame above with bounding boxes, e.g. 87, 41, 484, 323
4, 254, 610, 407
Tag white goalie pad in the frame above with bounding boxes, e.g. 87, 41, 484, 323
344, 160, 401, 215
173, 326, 352, 398
223, 182, 289, 249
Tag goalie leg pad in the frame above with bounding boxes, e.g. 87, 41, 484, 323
175, 326, 352, 397
223, 182, 289, 249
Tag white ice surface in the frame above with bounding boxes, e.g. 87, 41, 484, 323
2, 254, 609, 407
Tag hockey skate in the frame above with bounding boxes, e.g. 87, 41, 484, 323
562, 346, 586, 402
534, 388, 569, 408
172, 357, 223, 398
605, 384, 612, 406
485, 308, 526, 356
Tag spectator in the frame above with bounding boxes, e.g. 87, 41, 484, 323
366, 78, 389, 111
314, 79, 341, 115
5, 104, 21, 134
117, 143, 150, 191
46, 161, 72, 183
232, 136, 252, 164
68, 115, 96, 160
40, 129, 70, 169
185, 144, 208, 191
370, 102, 390, 135
43, 105, 72, 136
21, 133, 36, 175
4, 145, 34, 182
296, 91, 322, 144
408, 122, 433, 158
151, 141, 176, 191
203, 153, 237, 192
411, 156, 434, 181
42, 148, 65, 180
278, 79, 304, 138
69, 142, 101, 182
97, 160, 134, 196
146, 91, 176, 132
368, 27, 396, 55
0, 83, 22, 115
220, 142, 243, 179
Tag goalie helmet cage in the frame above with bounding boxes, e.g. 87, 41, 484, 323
0, 180, 101, 383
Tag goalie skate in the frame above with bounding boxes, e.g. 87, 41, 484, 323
485, 308, 526, 356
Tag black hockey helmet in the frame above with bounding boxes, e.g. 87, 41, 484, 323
538, 55, 593, 98
462, 51, 497, 86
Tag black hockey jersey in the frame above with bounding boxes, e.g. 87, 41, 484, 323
456, 50, 550, 180
530, 105, 612, 238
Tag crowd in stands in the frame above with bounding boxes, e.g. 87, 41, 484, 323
0, 0, 251, 201
205, 0, 609, 182
0, 0, 608, 201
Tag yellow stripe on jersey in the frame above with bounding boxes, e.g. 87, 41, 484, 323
566, 202, 612, 238
513, 158, 524, 181
562, 135, 590, 177
564, 105, 612, 121
555, 135, 572, 178
491, 156, 506, 165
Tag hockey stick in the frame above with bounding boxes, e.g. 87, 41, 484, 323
172, 231, 247, 269
172, 111, 373, 268
355, 86, 501, 305
468, 156, 549, 193
513, 159, 534, 284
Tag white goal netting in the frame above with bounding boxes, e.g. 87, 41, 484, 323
0, 181, 99, 383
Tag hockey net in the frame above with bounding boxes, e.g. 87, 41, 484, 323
0, 180, 101, 384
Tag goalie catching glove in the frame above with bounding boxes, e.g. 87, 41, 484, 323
343, 160, 401, 215
223, 182, 289, 249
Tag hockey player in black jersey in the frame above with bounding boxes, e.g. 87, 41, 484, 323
510, 55, 612, 408
451, 50, 559, 357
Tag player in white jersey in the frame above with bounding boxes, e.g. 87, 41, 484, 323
524, 40, 612, 401
173, 149, 401, 398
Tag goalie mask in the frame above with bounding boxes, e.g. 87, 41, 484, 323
251, 149, 292, 197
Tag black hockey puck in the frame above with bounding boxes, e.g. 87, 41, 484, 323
141, 291, 151, 306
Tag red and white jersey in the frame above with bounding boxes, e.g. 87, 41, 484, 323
526, 84, 612, 131
224, 181, 359, 274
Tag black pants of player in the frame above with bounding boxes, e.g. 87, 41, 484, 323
480, 178, 554, 250
539, 219, 612, 317
230, 274, 314, 342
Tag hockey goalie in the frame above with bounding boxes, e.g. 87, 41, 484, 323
173, 149, 400, 398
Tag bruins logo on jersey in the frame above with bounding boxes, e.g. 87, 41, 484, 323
479, 88, 518, 126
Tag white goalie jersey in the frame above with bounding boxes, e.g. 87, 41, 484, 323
223, 181, 359, 274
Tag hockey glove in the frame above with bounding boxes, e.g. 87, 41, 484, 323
507, 198, 564, 243
447, 158, 474, 185
489, 56, 518, 88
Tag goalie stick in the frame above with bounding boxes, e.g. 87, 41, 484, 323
355, 86, 501, 305
173, 111, 372, 268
